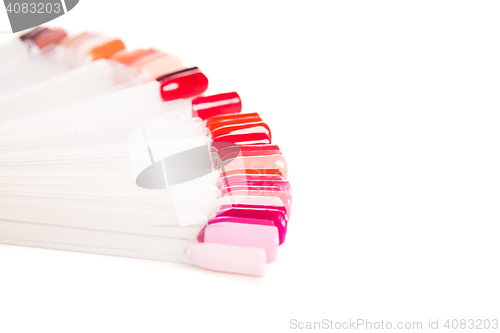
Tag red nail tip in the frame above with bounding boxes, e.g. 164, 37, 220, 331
223, 179, 290, 189
211, 121, 272, 142
219, 168, 284, 178
192, 92, 242, 120
206, 112, 262, 132
159, 68, 209, 101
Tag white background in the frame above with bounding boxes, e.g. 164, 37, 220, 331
0, 2, 11, 32
1, 1, 500, 332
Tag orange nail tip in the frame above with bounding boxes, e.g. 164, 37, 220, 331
88, 39, 126, 61
121, 49, 158, 65
111, 49, 148, 63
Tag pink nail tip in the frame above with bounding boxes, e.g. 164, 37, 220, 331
222, 179, 291, 192
204, 222, 279, 263
192, 92, 242, 120
219, 154, 288, 180
208, 216, 275, 227
199, 215, 276, 244
197, 225, 207, 243
217, 174, 284, 188
216, 144, 282, 161
220, 182, 292, 218
189, 243, 266, 276
238, 144, 282, 156
221, 185, 286, 197
215, 208, 287, 245
218, 204, 287, 217
158, 67, 209, 101
212, 132, 271, 145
